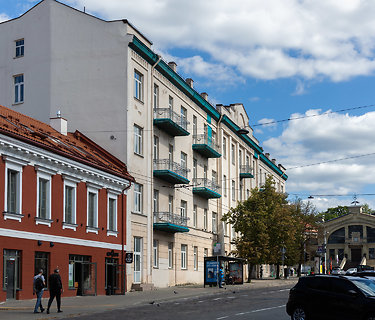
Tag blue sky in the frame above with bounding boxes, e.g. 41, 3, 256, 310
2, 0, 375, 211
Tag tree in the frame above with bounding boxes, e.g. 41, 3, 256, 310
317, 206, 349, 222
362, 203, 375, 215
222, 176, 296, 280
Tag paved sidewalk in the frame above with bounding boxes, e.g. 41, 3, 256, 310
0, 278, 297, 320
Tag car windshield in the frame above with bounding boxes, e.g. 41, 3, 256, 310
352, 279, 375, 297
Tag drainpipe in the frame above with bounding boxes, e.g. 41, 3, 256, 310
121, 182, 132, 293
148, 55, 162, 283
216, 113, 224, 256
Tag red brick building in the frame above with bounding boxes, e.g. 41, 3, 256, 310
0, 105, 134, 301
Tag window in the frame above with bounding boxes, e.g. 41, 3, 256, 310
181, 244, 187, 269
204, 209, 208, 231
153, 136, 159, 160
239, 149, 242, 167
134, 125, 143, 156
4, 158, 25, 217
14, 74, 24, 104
232, 180, 236, 201
3, 249, 22, 291
231, 144, 235, 165
181, 152, 187, 169
134, 183, 143, 213
37, 175, 51, 220
87, 189, 98, 230
239, 181, 243, 202
134, 237, 142, 283
169, 96, 173, 109
153, 84, 159, 108
168, 196, 173, 213
204, 248, 208, 258
247, 189, 250, 199
7, 169, 20, 213
193, 205, 197, 228
168, 243, 173, 269
193, 158, 197, 179
212, 170, 217, 184
153, 189, 159, 213
370, 248, 375, 260
193, 115, 197, 135
63, 178, 77, 229
169, 144, 174, 162
15, 39, 24, 57
204, 165, 207, 179
223, 175, 227, 197
181, 106, 187, 126
212, 212, 217, 234
153, 240, 159, 268
180, 200, 187, 219
134, 70, 143, 101
194, 246, 198, 271
108, 195, 117, 233
34, 252, 49, 288
222, 136, 227, 158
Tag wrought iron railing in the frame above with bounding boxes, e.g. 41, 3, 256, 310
192, 178, 221, 193
240, 165, 254, 175
192, 134, 220, 153
153, 159, 189, 179
153, 108, 189, 131
153, 211, 189, 226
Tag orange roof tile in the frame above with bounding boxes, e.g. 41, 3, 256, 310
0, 105, 134, 182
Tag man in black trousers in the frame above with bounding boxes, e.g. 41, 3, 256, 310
47, 268, 63, 314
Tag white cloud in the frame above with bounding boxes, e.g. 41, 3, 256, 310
263, 109, 375, 210
0, 13, 10, 22
64, 0, 375, 82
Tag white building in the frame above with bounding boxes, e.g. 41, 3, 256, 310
0, 0, 287, 290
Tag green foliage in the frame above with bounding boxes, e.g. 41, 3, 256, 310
317, 206, 349, 221
222, 176, 319, 268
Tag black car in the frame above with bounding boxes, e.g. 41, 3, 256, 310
286, 275, 375, 320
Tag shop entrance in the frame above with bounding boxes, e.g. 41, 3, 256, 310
351, 248, 362, 264
69, 255, 97, 296
105, 258, 126, 295
3, 250, 21, 300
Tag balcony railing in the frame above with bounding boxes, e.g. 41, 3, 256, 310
153, 211, 189, 233
192, 134, 221, 158
153, 159, 190, 184
192, 178, 221, 199
240, 165, 254, 179
153, 108, 190, 136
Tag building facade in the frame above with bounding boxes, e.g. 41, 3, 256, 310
0, 0, 287, 290
0, 105, 133, 301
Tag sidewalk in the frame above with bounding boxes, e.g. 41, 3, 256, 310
0, 278, 297, 320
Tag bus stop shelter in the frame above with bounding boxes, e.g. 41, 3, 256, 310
204, 256, 244, 287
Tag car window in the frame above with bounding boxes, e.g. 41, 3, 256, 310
306, 277, 331, 291
331, 278, 356, 294
352, 279, 375, 297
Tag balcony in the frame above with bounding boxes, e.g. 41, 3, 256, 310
153, 108, 190, 136
153, 212, 189, 233
153, 159, 190, 184
192, 178, 221, 199
240, 165, 254, 179
192, 134, 221, 158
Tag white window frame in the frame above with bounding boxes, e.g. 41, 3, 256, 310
153, 239, 159, 268
181, 244, 187, 270
62, 176, 79, 231
222, 136, 227, 158
204, 248, 208, 258
153, 135, 159, 160
180, 200, 187, 219
168, 242, 173, 269
212, 212, 217, 234
86, 184, 99, 233
181, 152, 187, 169
36, 168, 54, 227
232, 180, 236, 201
14, 74, 24, 104
194, 246, 198, 271
169, 95, 173, 109
231, 143, 235, 165
153, 189, 159, 213
133, 183, 143, 214
15, 39, 24, 58
223, 175, 227, 197
107, 192, 118, 236
134, 125, 143, 156
181, 106, 187, 125
193, 205, 197, 228
168, 195, 173, 213
204, 209, 208, 231
193, 159, 197, 180
3, 157, 27, 222
153, 83, 159, 108
134, 69, 143, 101
193, 115, 197, 136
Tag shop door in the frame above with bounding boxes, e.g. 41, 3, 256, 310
134, 237, 142, 283
81, 262, 97, 296
351, 248, 362, 264
105, 261, 126, 295
5, 259, 16, 300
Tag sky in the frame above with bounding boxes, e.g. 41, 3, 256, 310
2, 0, 375, 212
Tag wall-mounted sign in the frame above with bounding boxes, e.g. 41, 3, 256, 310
125, 252, 133, 264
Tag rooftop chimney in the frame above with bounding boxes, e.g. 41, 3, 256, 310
186, 78, 194, 88
201, 92, 208, 100
265, 153, 270, 159
168, 61, 177, 72
50, 111, 67, 135
272, 158, 276, 164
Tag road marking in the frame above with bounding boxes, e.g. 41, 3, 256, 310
227, 296, 236, 299
235, 312, 245, 316
217, 317, 229, 320
213, 297, 222, 301
216, 304, 286, 319
241, 294, 248, 297
198, 300, 204, 303
279, 289, 289, 292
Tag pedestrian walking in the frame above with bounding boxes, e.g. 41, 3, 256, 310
33, 269, 45, 313
219, 266, 224, 288
47, 268, 63, 314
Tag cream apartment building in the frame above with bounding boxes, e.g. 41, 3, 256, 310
0, 0, 287, 290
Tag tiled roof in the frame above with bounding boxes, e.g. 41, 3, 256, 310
0, 105, 134, 182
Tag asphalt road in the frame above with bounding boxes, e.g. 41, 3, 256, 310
68, 286, 291, 320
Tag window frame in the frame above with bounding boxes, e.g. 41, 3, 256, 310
193, 205, 197, 228
134, 125, 143, 156
194, 246, 198, 271
107, 192, 118, 236
153, 135, 159, 160
36, 170, 52, 225
134, 69, 143, 101
203, 209, 208, 231
153, 239, 159, 268
86, 185, 99, 233
222, 136, 227, 158
153, 83, 159, 109
168, 242, 173, 269
14, 74, 24, 104
232, 180, 236, 201
15, 39, 24, 58
133, 183, 143, 214
212, 212, 217, 234
181, 244, 187, 270
62, 176, 79, 230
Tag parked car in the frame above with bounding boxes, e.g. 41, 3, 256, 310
358, 265, 375, 272
346, 268, 357, 275
331, 267, 345, 275
286, 275, 375, 320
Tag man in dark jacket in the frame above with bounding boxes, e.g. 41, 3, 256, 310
47, 268, 63, 314
33, 269, 45, 313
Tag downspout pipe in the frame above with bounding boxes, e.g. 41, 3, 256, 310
121, 182, 132, 293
